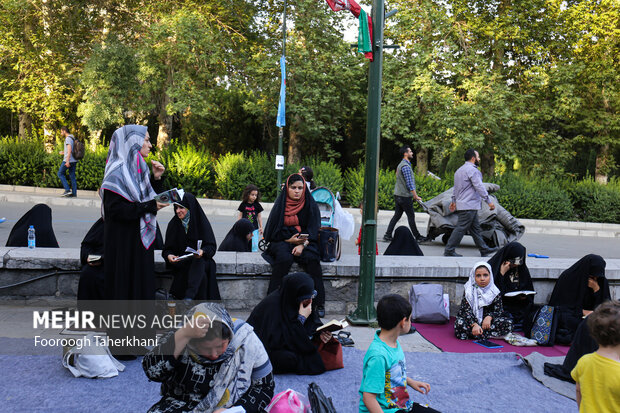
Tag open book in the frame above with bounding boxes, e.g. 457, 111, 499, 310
504, 290, 536, 297
175, 240, 202, 261
155, 188, 185, 204
316, 319, 349, 333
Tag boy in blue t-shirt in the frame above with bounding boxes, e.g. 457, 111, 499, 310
359, 294, 436, 413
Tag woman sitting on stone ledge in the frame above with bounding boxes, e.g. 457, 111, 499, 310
262, 173, 325, 317
162, 193, 220, 301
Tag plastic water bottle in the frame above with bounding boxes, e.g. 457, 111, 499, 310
27, 225, 36, 249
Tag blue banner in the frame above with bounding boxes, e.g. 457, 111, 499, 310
276, 55, 286, 127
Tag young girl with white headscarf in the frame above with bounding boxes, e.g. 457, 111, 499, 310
454, 261, 513, 340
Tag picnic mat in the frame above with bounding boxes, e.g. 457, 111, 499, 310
413, 317, 570, 357
0, 338, 577, 413
522, 352, 577, 400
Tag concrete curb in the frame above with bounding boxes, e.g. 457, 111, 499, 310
2, 184, 620, 237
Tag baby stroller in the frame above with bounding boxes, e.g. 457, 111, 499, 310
312, 187, 342, 261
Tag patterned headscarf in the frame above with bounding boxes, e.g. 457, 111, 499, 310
464, 261, 501, 324
101, 125, 157, 249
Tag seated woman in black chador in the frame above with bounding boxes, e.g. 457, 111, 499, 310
77, 218, 105, 303
487, 242, 534, 329
218, 219, 254, 252
548, 254, 611, 339
163, 193, 220, 301
384, 226, 423, 256
247, 272, 331, 375
544, 316, 599, 383
143, 302, 275, 412
262, 173, 325, 315
6, 203, 59, 247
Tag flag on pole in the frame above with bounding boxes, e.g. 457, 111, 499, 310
276, 55, 286, 127
324, 0, 373, 61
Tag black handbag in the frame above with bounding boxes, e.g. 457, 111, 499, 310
318, 227, 339, 262
307, 382, 337, 413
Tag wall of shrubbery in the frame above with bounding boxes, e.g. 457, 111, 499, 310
1, 138, 620, 223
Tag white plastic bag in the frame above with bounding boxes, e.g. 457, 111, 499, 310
62, 333, 125, 378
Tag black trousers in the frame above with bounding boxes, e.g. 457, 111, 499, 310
385, 195, 421, 239
169, 258, 220, 300
267, 241, 325, 306
444, 210, 491, 254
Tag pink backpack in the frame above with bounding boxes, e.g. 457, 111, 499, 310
266, 389, 310, 413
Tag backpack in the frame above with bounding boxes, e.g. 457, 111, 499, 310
318, 226, 340, 262
409, 283, 450, 324
71, 136, 85, 160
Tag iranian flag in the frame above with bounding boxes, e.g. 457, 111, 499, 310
324, 0, 373, 61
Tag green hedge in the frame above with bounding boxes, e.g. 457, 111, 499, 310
343, 164, 452, 210
565, 178, 620, 223
2, 138, 620, 223
492, 173, 574, 221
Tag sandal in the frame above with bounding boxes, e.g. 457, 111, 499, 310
335, 331, 355, 347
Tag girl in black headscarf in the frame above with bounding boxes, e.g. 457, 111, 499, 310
163, 193, 220, 300
6, 204, 59, 247
263, 174, 325, 314
218, 219, 254, 252
487, 242, 534, 328
384, 226, 423, 256
549, 254, 611, 340
247, 272, 331, 375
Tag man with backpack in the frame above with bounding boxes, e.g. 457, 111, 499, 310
57, 126, 80, 197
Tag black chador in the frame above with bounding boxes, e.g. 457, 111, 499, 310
247, 272, 325, 375
487, 242, 535, 327
162, 193, 220, 300
218, 218, 254, 252
6, 203, 59, 247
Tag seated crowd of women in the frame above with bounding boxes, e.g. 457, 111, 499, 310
454, 242, 611, 343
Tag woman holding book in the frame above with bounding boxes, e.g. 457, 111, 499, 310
101, 125, 168, 357
487, 242, 535, 329
247, 272, 331, 375
163, 192, 220, 301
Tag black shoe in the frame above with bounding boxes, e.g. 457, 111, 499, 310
416, 236, 432, 244
444, 251, 463, 257
61, 191, 71, 197
316, 306, 325, 318
382, 235, 393, 242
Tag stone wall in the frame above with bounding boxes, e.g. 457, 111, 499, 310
1, 247, 618, 315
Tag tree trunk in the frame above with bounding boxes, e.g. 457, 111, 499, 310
287, 116, 302, 164
416, 147, 428, 175
480, 150, 495, 178
89, 129, 102, 151
43, 123, 54, 152
156, 67, 173, 149
595, 144, 609, 184
18, 111, 32, 138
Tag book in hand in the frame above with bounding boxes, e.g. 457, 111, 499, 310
86, 254, 102, 263
155, 188, 185, 204
316, 319, 349, 333
174, 240, 202, 261
504, 290, 536, 297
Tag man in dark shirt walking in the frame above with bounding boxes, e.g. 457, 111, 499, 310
383, 146, 429, 244
444, 148, 497, 257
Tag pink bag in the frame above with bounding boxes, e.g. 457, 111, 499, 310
266, 389, 310, 413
